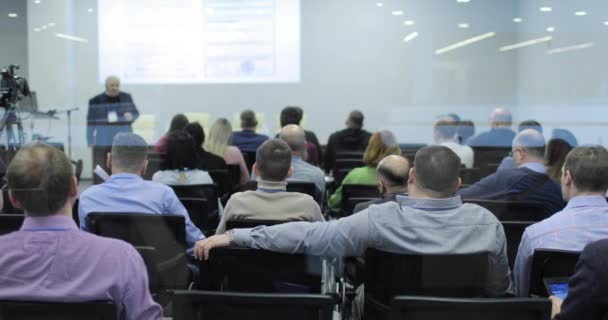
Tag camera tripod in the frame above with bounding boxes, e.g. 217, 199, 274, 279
0, 103, 26, 150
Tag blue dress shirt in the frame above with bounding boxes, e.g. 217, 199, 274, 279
232, 130, 269, 153
78, 173, 205, 253
514, 195, 608, 296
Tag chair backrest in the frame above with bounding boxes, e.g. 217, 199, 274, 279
135, 246, 160, 293
143, 152, 164, 181
199, 247, 323, 293
225, 219, 287, 230
226, 164, 242, 188
169, 184, 220, 216
502, 221, 535, 271
171, 290, 334, 320
286, 181, 321, 203
530, 249, 581, 297
463, 199, 546, 221
0, 300, 116, 320
242, 151, 257, 174
399, 143, 427, 164
471, 147, 511, 177
178, 198, 212, 233
0, 214, 24, 236
389, 296, 551, 320
460, 167, 482, 185
335, 151, 364, 160
341, 184, 380, 216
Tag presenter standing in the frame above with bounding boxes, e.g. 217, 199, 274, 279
87, 76, 139, 146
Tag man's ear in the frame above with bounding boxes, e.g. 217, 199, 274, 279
407, 168, 415, 185
140, 159, 149, 176
106, 152, 112, 170
253, 163, 260, 177
286, 166, 293, 178
564, 170, 573, 187
8, 191, 22, 209
69, 176, 78, 198
454, 177, 462, 192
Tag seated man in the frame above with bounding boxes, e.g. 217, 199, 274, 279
458, 129, 565, 218
253, 124, 326, 194
465, 107, 516, 147
79, 133, 205, 253
496, 120, 543, 171
0, 143, 161, 319
434, 119, 474, 168
231, 110, 269, 153
199, 146, 511, 299
216, 139, 324, 234
324, 110, 372, 172
514, 146, 608, 296
353, 155, 409, 213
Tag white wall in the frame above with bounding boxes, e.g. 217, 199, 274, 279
0, 1, 28, 77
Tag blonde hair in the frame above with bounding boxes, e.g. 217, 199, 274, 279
204, 118, 233, 158
363, 130, 402, 167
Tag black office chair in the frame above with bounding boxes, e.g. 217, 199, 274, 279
242, 151, 257, 174
287, 181, 322, 203
399, 143, 427, 164
72, 198, 79, 226
460, 167, 482, 185
364, 249, 490, 320
502, 221, 535, 270
0, 300, 116, 320
207, 169, 231, 197
199, 247, 323, 293
463, 199, 546, 221
389, 296, 551, 320
178, 197, 214, 234
143, 152, 165, 181
86, 213, 189, 290
332, 158, 364, 185
341, 184, 380, 217
225, 219, 287, 230
529, 249, 580, 297
171, 290, 334, 320
471, 147, 511, 178
135, 246, 160, 293
169, 184, 221, 217
0, 214, 24, 235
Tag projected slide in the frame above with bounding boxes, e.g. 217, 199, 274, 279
98, 0, 300, 84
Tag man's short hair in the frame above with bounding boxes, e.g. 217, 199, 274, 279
435, 120, 459, 139
184, 122, 205, 147
240, 110, 258, 128
169, 114, 189, 133
414, 146, 461, 196
348, 110, 365, 128
513, 129, 546, 159
280, 106, 303, 127
7, 143, 73, 216
518, 120, 543, 134
111, 133, 148, 173
563, 146, 608, 193
256, 139, 292, 181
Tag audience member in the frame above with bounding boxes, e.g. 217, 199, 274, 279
514, 146, 608, 296
0, 143, 162, 319
204, 118, 250, 184
457, 120, 475, 144
79, 133, 205, 253
551, 239, 608, 320
546, 129, 578, 183
232, 110, 269, 153
434, 119, 474, 168
353, 155, 409, 213
154, 113, 189, 153
458, 129, 565, 218
215, 139, 324, 234
280, 106, 322, 165
252, 124, 326, 194
184, 122, 228, 171
329, 130, 402, 211
466, 108, 516, 147
497, 120, 544, 171
324, 110, 372, 172
152, 131, 213, 185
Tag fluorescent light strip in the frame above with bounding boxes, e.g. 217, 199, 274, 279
547, 42, 594, 54
435, 32, 496, 55
55, 33, 89, 43
403, 31, 419, 42
499, 36, 552, 52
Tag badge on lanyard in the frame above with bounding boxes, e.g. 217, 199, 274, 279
108, 111, 118, 123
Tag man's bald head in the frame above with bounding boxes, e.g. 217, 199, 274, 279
279, 124, 306, 154
105, 76, 120, 97
512, 129, 546, 164
377, 155, 410, 192
491, 107, 512, 128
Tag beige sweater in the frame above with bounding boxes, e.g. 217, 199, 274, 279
216, 180, 324, 234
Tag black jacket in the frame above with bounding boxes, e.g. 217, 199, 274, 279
87, 92, 139, 146
324, 128, 372, 172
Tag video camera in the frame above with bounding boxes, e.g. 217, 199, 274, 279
0, 64, 30, 109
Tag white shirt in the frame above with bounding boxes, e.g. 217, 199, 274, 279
152, 169, 213, 185
440, 141, 474, 168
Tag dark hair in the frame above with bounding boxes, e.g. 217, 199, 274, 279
111, 133, 148, 173
348, 110, 365, 128
377, 164, 408, 187
161, 131, 198, 171
7, 143, 73, 216
563, 146, 608, 193
545, 139, 574, 182
413, 146, 461, 197
256, 139, 292, 181
184, 122, 205, 147
169, 114, 189, 133
435, 120, 459, 139
240, 109, 258, 128
518, 120, 543, 134
280, 106, 303, 127
457, 120, 475, 143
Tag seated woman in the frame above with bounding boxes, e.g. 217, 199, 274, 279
204, 118, 250, 185
154, 113, 189, 153
152, 131, 213, 185
545, 128, 578, 182
329, 130, 402, 211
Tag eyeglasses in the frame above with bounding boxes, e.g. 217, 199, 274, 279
508, 149, 521, 157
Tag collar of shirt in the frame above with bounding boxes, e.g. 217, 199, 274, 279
518, 162, 546, 174
395, 195, 463, 211
110, 173, 143, 181
257, 180, 287, 193
565, 195, 608, 209
292, 156, 304, 163
20, 215, 78, 231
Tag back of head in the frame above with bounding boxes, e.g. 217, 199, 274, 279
564, 146, 608, 193
204, 118, 232, 157
491, 108, 512, 128
162, 131, 197, 171
377, 155, 410, 188
280, 106, 303, 127
347, 110, 365, 129
279, 124, 306, 154
512, 129, 546, 159
413, 146, 461, 197
518, 120, 543, 134
551, 128, 578, 148
546, 138, 574, 181
169, 114, 189, 133
7, 143, 73, 216
240, 109, 258, 129
434, 119, 459, 141
363, 130, 402, 167
111, 133, 148, 173
256, 139, 292, 181
457, 120, 475, 143
184, 122, 205, 147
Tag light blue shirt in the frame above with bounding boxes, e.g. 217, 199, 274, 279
252, 156, 326, 194
232, 195, 512, 296
79, 173, 205, 253
514, 195, 608, 296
